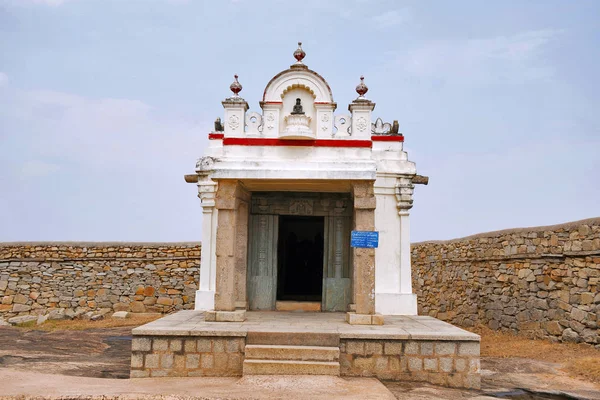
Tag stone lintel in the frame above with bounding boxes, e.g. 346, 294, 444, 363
204, 310, 246, 322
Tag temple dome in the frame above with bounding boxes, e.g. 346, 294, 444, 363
261, 67, 334, 104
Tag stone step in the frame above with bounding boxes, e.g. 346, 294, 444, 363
243, 359, 340, 376
245, 344, 339, 362
246, 331, 339, 347
275, 301, 321, 312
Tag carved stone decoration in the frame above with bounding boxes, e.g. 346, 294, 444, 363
195, 159, 218, 210
230, 74, 242, 97
333, 200, 348, 216
390, 120, 400, 134
228, 115, 240, 130
245, 112, 263, 135
291, 98, 305, 115
371, 117, 391, 135
356, 116, 368, 132
256, 198, 271, 213
266, 112, 275, 131
355, 75, 368, 98
293, 42, 306, 65
214, 117, 224, 132
320, 113, 330, 131
196, 156, 217, 172
334, 114, 351, 137
396, 177, 414, 211
289, 199, 314, 215
282, 104, 313, 140
198, 179, 218, 208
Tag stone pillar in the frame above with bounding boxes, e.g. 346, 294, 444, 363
396, 177, 418, 310
234, 190, 250, 309
372, 173, 418, 315
194, 160, 218, 311
347, 181, 383, 325
205, 180, 249, 322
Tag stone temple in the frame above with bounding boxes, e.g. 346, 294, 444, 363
188, 42, 424, 321
132, 44, 480, 389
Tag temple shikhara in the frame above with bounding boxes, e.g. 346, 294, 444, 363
132, 44, 480, 389
189, 42, 424, 322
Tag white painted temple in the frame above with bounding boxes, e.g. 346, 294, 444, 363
185, 43, 427, 324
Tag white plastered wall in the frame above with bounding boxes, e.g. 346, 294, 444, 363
372, 141, 418, 315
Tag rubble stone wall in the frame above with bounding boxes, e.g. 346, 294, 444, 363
2, 218, 599, 345
411, 218, 600, 345
0, 243, 201, 321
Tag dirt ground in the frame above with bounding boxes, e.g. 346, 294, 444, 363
0, 320, 598, 400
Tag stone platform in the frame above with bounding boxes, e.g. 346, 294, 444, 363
131, 311, 480, 389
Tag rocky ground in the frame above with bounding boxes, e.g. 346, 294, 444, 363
0, 325, 598, 400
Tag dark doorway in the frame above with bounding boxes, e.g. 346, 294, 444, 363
277, 216, 324, 302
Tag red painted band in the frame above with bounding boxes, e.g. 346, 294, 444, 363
208, 133, 224, 140
371, 135, 404, 142
223, 137, 372, 148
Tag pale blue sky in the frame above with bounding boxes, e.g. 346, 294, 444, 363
1, 0, 598, 242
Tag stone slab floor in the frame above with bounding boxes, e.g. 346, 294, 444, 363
133, 311, 480, 340
0, 324, 598, 399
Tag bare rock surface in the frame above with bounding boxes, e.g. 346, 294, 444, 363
0, 370, 394, 399
0, 326, 599, 399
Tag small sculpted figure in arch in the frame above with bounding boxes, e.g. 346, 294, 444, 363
291, 98, 305, 115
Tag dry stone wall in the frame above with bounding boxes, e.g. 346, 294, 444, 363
0, 243, 200, 322
1, 218, 599, 345
411, 218, 600, 346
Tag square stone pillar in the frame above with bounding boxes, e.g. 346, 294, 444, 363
206, 180, 249, 322
347, 181, 383, 325
194, 173, 218, 311
234, 198, 250, 309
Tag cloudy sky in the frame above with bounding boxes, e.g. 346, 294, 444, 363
1, 0, 598, 242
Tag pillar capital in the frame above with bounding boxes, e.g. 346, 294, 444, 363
351, 181, 376, 210
395, 176, 414, 211
196, 156, 218, 210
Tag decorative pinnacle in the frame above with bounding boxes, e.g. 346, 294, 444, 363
229, 74, 242, 97
355, 75, 368, 98
293, 42, 306, 64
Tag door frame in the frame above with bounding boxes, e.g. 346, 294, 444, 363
247, 191, 353, 311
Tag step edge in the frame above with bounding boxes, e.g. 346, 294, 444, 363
245, 345, 340, 351
243, 360, 340, 366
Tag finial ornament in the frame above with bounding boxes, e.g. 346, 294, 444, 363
355, 75, 368, 98
229, 74, 242, 97
293, 42, 306, 64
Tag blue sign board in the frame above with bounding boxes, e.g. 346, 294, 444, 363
350, 231, 379, 248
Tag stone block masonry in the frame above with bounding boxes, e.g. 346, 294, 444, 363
131, 336, 244, 378
340, 339, 480, 389
412, 217, 600, 346
0, 242, 200, 320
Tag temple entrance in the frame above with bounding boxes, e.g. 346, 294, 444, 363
247, 192, 352, 312
277, 216, 324, 302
